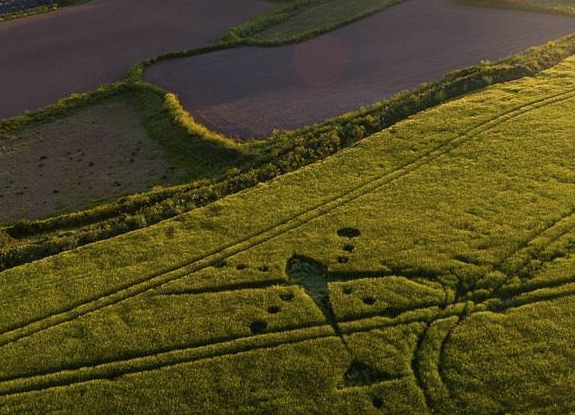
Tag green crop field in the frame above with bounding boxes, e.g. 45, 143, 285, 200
3, 0, 575, 413
2, 49, 575, 414
239, 0, 404, 42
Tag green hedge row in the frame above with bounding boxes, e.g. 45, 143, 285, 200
3, 32, 575, 271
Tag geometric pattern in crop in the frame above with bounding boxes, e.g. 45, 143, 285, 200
3, 55, 575, 414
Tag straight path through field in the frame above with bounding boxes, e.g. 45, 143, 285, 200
0, 0, 273, 119
1, 86, 572, 351
145, 0, 575, 138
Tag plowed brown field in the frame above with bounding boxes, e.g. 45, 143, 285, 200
145, 0, 575, 138
0, 0, 273, 120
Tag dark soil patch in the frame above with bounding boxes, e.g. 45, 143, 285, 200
267, 305, 281, 314
249, 320, 267, 334
337, 256, 349, 264
343, 243, 355, 253
145, 0, 575, 138
363, 297, 376, 305
0, 0, 274, 119
0, 100, 186, 222
280, 292, 294, 302
342, 360, 388, 388
337, 227, 361, 238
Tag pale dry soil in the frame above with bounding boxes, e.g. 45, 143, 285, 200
0, 101, 186, 222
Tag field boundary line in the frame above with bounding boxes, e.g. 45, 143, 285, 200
1, 87, 574, 351
2, 277, 575, 398
0, 325, 335, 397
490, 205, 575, 294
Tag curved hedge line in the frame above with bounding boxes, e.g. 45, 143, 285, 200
3, 32, 575, 271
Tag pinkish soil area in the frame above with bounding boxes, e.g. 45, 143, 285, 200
0, 100, 187, 222
145, 0, 575, 138
0, 0, 274, 120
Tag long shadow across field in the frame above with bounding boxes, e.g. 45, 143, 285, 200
145, 0, 575, 138
0, 0, 273, 119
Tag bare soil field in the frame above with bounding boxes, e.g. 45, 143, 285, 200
145, 0, 575, 138
0, 0, 273, 120
0, 100, 186, 222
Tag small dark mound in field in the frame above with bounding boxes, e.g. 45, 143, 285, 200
337, 228, 361, 238
280, 292, 294, 302
372, 396, 384, 409
343, 244, 355, 253
342, 360, 387, 388
338, 256, 349, 264
363, 297, 376, 305
249, 320, 267, 335
342, 287, 353, 295
267, 305, 280, 314
236, 264, 248, 270
258, 265, 271, 272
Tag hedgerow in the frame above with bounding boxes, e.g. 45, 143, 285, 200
0, 0, 86, 22
4, 33, 575, 271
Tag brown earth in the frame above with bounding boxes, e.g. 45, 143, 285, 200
145, 0, 575, 139
0, 100, 186, 222
0, 0, 274, 120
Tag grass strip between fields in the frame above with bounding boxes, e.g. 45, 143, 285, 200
3, 1, 575, 274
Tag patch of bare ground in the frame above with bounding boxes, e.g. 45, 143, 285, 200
0, 0, 274, 120
0, 100, 186, 222
145, 0, 575, 138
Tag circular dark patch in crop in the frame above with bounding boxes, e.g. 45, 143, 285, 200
280, 292, 294, 302
337, 227, 361, 238
363, 297, 376, 305
236, 263, 248, 270
372, 396, 383, 409
342, 287, 353, 295
250, 320, 267, 335
338, 256, 349, 264
259, 265, 271, 272
343, 244, 355, 253
267, 305, 281, 314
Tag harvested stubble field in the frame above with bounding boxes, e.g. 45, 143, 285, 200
0, 99, 187, 222
0, 0, 273, 119
145, 0, 575, 138
2, 51, 575, 414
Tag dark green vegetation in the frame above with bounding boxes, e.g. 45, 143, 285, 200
0, 0, 84, 22
3, 3, 575, 413
0, 82, 245, 219
2, 55, 575, 413
4, 26, 575, 272
222, 0, 404, 44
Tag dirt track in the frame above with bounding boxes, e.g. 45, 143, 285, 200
145, 0, 575, 139
0, 0, 273, 120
